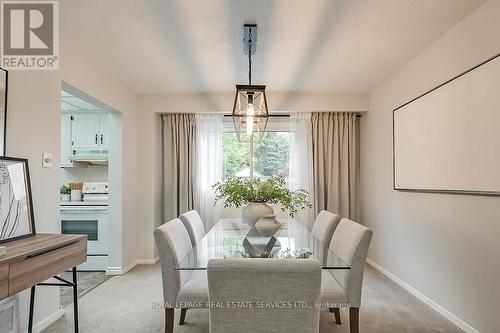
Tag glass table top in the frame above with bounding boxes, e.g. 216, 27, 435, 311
175, 218, 350, 270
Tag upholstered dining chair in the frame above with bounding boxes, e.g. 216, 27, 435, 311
179, 210, 206, 248
208, 258, 322, 333
311, 210, 342, 264
154, 218, 208, 333
320, 218, 373, 333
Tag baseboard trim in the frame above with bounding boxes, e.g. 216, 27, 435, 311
134, 257, 159, 265
366, 258, 479, 333
32, 308, 64, 333
105, 257, 159, 275
105, 266, 127, 275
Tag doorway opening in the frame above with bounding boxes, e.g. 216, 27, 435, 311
58, 82, 123, 306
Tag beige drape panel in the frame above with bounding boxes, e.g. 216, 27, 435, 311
312, 112, 357, 219
162, 114, 197, 221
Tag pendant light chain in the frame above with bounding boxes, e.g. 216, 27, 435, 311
248, 28, 252, 85
232, 24, 268, 143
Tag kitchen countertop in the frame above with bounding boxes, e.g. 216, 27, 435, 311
60, 201, 108, 206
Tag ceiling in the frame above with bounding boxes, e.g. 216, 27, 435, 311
61, 90, 100, 111
60, 0, 484, 95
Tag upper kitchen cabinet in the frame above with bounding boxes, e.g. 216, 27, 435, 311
72, 112, 105, 150
61, 113, 73, 167
61, 111, 109, 167
99, 113, 110, 149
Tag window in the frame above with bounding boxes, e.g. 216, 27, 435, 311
222, 117, 290, 179
223, 132, 250, 177
254, 132, 290, 178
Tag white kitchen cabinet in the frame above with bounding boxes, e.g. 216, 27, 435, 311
61, 113, 73, 167
71, 113, 102, 150
60, 111, 110, 168
99, 113, 110, 149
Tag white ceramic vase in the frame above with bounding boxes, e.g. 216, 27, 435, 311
255, 214, 281, 237
60, 194, 70, 202
242, 202, 274, 229
71, 190, 82, 202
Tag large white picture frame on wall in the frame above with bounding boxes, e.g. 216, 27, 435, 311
393, 53, 500, 195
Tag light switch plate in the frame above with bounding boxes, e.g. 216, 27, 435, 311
42, 152, 52, 168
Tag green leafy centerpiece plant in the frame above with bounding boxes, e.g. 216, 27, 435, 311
213, 176, 312, 229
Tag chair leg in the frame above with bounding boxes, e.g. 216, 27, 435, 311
349, 308, 359, 333
165, 308, 174, 333
179, 308, 187, 325
329, 308, 341, 325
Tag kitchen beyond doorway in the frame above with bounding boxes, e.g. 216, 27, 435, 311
59, 82, 124, 277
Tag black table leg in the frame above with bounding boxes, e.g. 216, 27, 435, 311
26, 268, 79, 333
72, 267, 79, 333
28, 286, 35, 333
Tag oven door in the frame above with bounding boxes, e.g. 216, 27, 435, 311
60, 211, 108, 255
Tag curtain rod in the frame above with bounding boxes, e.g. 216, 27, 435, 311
161, 113, 362, 118
222, 113, 363, 118
223, 114, 289, 118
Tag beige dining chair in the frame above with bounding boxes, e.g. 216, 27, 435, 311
179, 210, 206, 248
311, 210, 342, 264
154, 218, 208, 333
320, 218, 373, 333
207, 258, 321, 333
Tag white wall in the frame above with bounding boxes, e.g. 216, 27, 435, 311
360, 1, 500, 332
142, 91, 369, 114
60, 166, 108, 185
6, 71, 62, 332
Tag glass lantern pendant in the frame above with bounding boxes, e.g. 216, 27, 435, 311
232, 24, 269, 142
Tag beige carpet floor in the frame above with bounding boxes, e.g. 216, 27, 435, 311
58, 271, 113, 308
43, 264, 462, 333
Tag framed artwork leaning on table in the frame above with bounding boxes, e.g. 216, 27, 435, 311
0, 157, 35, 244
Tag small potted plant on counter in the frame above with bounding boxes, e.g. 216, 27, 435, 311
213, 176, 312, 229
60, 185, 71, 202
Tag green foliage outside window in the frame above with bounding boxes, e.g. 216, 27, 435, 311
222, 132, 290, 178
223, 133, 249, 176
254, 132, 290, 177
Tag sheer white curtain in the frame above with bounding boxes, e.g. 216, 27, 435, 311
289, 112, 315, 230
195, 113, 224, 231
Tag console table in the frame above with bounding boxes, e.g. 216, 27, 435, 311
0, 234, 87, 333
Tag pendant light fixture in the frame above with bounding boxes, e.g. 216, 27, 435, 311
232, 24, 269, 142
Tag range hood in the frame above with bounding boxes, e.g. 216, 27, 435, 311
68, 154, 108, 166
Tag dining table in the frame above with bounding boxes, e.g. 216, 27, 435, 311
175, 218, 350, 273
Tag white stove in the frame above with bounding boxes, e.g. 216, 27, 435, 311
60, 181, 109, 270
60, 182, 109, 211
82, 181, 109, 193
82, 181, 109, 203
60, 201, 108, 211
